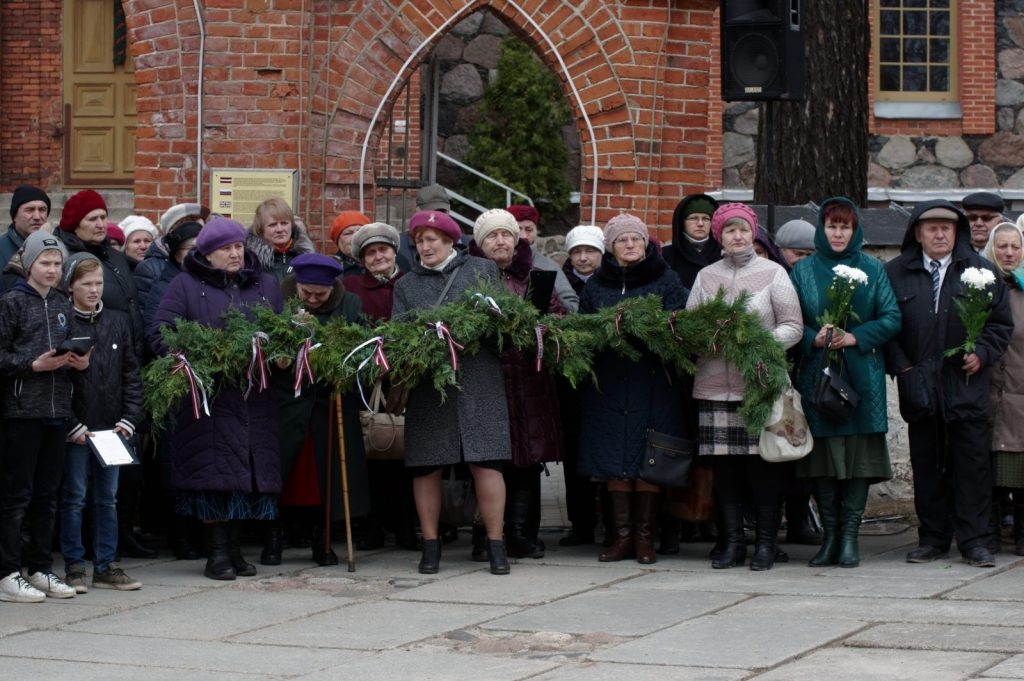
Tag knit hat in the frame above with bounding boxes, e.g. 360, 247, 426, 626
120, 215, 159, 240
961, 191, 1004, 213
159, 203, 209, 234
59, 190, 107, 232
330, 211, 371, 244
21, 230, 68, 272
9, 185, 51, 219
473, 208, 520, 245
565, 225, 606, 254
682, 197, 717, 219
352, 222, 400, 258
408, 210, 463, 243
106, 223, 125, 245
603, 213, 649, 250
415, 184, 450, 212
195, 217, 246, 256
290, 252, 343, 286
710, 203, 759, 243
165, 220, 203, 255
774, 219, 816, 250
61, 252, 101, 293
506, 204, 540, 225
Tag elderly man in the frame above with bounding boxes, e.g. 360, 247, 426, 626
1, 186, 51, 272
884, 200, 1013, 568
961, 192, 1005, 252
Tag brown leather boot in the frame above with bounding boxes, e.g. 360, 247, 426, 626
599, 491, 633, 562
634, 491, 659, 564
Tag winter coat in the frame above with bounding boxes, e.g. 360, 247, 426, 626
689, 248, 803, 402
57, 230, 144, 355
577, 244, 690, 479
884, 199, 1013, 423
275, 276, 369, 518
391, 251, 512, 467
245, 222, 315, 283
469, 238, 564, 467
532, 247, 579, 312
0, 282, 74, 419
133, 238, 182, 348
342, 269, 406, 323
150, 248, 284, 494
66, 304, 143, 440
560, 259, 592, 296
665, 193, 722, 288
0, 226, 26, 276
789, 197, 902, 438
991, 282, 1024, 453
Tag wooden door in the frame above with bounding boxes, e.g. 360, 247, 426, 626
63, 0, 136, 186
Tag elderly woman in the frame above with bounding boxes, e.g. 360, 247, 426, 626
246, 197, 315, 282
469, 209, 564, 560
150, 218, 284, 580
342, 222, 407, 323
274, 253, 368, 565
330, 211, 372, 277
666, 193, 720, 288
391, 210, 512, 575
578, 214, 689, 565
689, 203, 803, 571
119, 216, 160, 264
984, 222, 1024, 556
790, 197, 901, 568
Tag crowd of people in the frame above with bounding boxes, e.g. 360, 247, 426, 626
0, 182, 1020, 603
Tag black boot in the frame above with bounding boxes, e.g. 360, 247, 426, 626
712, 504, 746, 569
634, 491, 659, 564
658, 515, 681, 555
470, 525, 488, 562
119, 521, 158, 559
311, 524, 339, 566
170, 515, 200, 560
838, 479, 870, 568
750, 505, 779, 571
784, 493, 821, 545
809, 478, 841, 567
260, 522, 284, 566
709, 501, 728, 561
1014, 501, 1024, 557
487, 538, 510, 575
505, 471, 545, 559
227, 521, 257, 576
418, 538, 441, 574
203, 522, 236, 580
599, 492, 634, 562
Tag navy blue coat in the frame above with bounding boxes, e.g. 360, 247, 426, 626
150, 249, 284, 494
577, 244, 690, 480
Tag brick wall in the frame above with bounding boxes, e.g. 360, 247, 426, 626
0, 0, 64, 190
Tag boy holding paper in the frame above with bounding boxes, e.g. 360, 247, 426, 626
60, 253, 143, 592
0, 232, 86, 602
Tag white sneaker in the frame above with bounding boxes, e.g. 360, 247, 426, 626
0, 571, 45, 603
24, 570, 76, 599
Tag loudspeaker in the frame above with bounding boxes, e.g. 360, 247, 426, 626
720, 0, 805, 101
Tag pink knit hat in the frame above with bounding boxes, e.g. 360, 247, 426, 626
710, 203, 759, 243
603, 213, 649, 250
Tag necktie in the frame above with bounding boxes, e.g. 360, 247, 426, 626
930, 259, 941, 310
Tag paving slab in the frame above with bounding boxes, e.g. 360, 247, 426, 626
64, 586, 352, 640
943, 566, 1024, 601
610, 567, 965, 599
983, 654, 1024, 678
719, 593, 1024, 627
846, 622, 1024, 653
0, 658, 267, 681
480, 588, 746, 636
590, 613, 864, 668
238, 600, 515, 650
292, 649, 557, 681
749, 647, 1004, 680
391, 564, 637, 605
530, 661, 748, 681
815, 550, 1024, 581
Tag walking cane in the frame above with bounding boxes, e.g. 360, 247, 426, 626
324, 401, 334, 565
334, 393, 356, 572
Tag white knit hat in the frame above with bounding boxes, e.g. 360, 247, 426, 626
565, 225, 605, 254
119, 215, 160, 240
473, 208, 520, 245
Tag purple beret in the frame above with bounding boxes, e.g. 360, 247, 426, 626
290, 252, 343, 286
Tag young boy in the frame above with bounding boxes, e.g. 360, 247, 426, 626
0, 231, 89, 602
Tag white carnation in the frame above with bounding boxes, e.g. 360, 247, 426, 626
832, 265, 869, 286
961, 267, 996, 290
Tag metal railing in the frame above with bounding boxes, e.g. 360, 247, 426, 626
436, 151, 532, 228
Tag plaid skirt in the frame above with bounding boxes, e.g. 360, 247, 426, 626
697, 400, 759, 456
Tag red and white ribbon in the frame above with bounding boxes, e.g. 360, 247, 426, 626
534, 324, 561, 372
293, 338, 321, 398
343, 336, 389, 410
171, 352, 210, 419
472, 292, 503, 316
244, 331, 270, 399
427, 321, 464, 373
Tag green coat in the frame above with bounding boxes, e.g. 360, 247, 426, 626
789, 197, 902, 439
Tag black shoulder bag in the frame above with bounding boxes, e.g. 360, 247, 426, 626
810, 328, 861, 423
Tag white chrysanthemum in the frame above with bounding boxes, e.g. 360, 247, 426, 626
832, 264, 869, 286
961, 267, 996, 290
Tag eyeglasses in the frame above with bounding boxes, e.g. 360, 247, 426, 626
614, 235, 645, 245
966, 213, 1000, 223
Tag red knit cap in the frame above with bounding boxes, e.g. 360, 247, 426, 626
710, 203, 759, 243
60, 190, 107, 231
506, 204, 540, 225
330, 211, 371, 244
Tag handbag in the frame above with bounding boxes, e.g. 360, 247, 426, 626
359, 381, 405, 461
666, 462, 714, 522
439, 466, 479, 528
759, 385, 814, 462
639, 429, 696, 488
810, 328, 861, 423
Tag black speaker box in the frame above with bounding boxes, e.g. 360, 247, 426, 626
720, 0, 805, 101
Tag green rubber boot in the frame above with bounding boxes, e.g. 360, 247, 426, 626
808, 478, 840, 567
838, 478, 870, 568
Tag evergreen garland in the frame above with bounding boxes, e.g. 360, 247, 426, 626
142, 287, 790, 434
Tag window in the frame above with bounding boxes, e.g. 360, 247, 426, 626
874, 0, 957, 103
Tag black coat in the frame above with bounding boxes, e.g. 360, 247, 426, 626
664, 193, 722, 289
884, 199, 1014, 422
577, 245, 690, 479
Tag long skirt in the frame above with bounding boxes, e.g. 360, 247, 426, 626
796, 433, 892, 482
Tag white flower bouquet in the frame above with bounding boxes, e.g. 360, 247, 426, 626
815, 264, 869, 330
944, 267, 996, 372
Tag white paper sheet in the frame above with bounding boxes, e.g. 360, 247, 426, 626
87, 430, 137, 466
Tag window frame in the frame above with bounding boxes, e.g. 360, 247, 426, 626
872, 0, 959, 104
